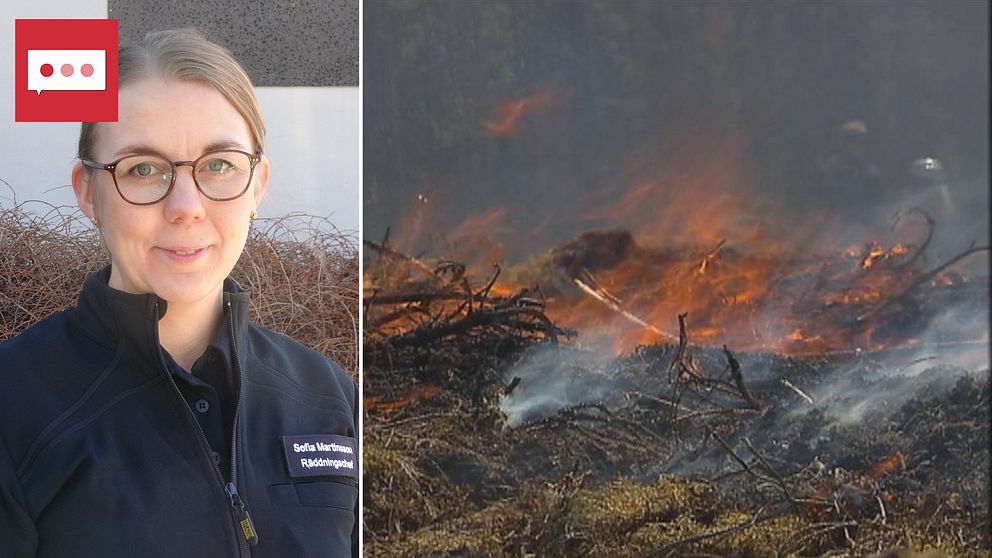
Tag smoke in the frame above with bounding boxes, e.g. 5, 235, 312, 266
501, 296, 988, 430
807, 301, 989, 427
367, 4, 989, 265
802, 356, 982, 429
501, 312, 988, 484
499, 345, 626, 427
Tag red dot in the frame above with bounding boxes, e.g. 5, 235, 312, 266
40, 64, 53, 77
61, 64, 73, 77
81, 64, 94, 77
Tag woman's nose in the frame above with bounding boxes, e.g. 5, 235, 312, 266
163, 166, 206, 223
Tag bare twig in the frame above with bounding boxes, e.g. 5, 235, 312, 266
668, 312, 692, 382
780, 378, 815, 405
572, 275, 675, 340
892, 206, 935, 270
363, 238, 440, 281
741, 436, 796, 506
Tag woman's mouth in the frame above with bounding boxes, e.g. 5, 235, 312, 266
159, 246, 209, 263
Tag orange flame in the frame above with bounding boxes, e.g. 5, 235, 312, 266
807, 451, 908, 519
365, 384, 442, 415
445, 206, 511, 277
861, 242, 910, 270
482, 87, 565, 137
372, 124, 985, 358
865, 451, 905, 480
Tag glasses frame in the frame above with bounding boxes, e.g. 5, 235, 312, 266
81, 149, 263, 206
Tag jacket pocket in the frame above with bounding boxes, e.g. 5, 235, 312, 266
268, 478, 357, 510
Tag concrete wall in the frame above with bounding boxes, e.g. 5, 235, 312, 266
1, 0, 358, 232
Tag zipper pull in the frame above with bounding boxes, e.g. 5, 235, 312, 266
225, 482, 259, 546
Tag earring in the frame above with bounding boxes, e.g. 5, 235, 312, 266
250, 210, 257, 220
90, 217, 100, 228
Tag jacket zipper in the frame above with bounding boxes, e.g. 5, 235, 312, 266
154, 300, 256, 557
226, 482, 258, 547
226, 300, 258, 548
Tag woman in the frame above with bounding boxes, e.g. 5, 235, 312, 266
0, 29, 357, 558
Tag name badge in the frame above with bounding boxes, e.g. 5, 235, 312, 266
281, 434, 357, 479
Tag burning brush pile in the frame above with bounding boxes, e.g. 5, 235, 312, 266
0, 201, 359, 377
363, 223, 989, 556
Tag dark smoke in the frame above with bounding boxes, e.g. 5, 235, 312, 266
364, 1, 989, 265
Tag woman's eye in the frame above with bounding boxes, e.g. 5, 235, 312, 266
125, 160, 167, 178
205, 159, 233, 173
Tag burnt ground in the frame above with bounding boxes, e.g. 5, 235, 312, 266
363, 271, 990, 557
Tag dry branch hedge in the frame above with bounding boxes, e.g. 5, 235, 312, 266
0, 201, 358, 379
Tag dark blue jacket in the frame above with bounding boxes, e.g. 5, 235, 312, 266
0, 267, 358, 557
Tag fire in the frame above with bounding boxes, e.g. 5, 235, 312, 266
860, 242, 910, 270
807, 451, 907, 519
579, 132, 768, 251
445, 206, 511, 278
368, 125, 987, 359
481, 87, 565, 138
499, 219, 979, 356
865, 451, 905, 480
365, 384, 441, 415
371, 203, 983, 357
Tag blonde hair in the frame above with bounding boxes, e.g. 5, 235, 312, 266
78, 28, 266, 160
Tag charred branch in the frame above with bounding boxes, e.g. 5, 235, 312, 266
381, 305, 563, 348
723, 345, 762, 410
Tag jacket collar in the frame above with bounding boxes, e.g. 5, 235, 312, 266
75, 266, 251, 373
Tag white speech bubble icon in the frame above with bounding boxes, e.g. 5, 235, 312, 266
27, 49, 106, 95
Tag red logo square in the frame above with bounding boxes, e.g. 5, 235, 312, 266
15, 19, 118, 122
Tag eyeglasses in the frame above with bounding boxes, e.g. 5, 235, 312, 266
81, 149, 262, 206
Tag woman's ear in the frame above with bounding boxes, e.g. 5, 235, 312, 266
71, 162, 99, 222
252, 154, 270, 208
